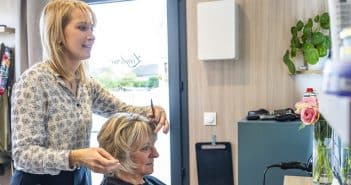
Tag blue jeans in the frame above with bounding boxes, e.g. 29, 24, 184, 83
10, 167, 91, 185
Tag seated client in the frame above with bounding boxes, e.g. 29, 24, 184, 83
98, 113, 166, 185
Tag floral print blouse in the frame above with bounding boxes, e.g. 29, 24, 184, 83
11, 61, 149, 175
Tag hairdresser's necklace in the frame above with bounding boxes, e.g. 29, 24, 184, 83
65, 79, 77, 96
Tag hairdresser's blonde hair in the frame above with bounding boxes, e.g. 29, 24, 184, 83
98, 113, 156, 175
40, 0, 96, 82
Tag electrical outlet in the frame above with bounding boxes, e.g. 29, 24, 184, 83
204, 112, 216, 126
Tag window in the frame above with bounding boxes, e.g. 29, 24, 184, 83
88, 1, 170, 184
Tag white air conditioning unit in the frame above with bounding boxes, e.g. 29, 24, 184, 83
197, 0, 239, 61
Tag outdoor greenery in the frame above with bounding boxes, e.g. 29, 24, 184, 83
96, 75, 159, 91
283, 12, 331, 75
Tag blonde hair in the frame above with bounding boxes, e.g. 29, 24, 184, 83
39, 0, 96, 82
97, 113, 156, 174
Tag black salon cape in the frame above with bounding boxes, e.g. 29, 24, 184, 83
100, 175, 166, 185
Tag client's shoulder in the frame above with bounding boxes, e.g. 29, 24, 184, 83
144, 175, 166, 185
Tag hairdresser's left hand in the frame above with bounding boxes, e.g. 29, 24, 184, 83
147, 106, 169, 134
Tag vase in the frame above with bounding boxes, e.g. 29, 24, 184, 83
313, 120, 333, 185
341, 146, 351, 185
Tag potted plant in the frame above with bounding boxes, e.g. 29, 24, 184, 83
283, 12, 331, 75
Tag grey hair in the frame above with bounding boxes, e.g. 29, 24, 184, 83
97, 113, 156, 174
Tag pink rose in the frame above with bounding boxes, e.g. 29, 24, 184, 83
300, 107, 320, 125
295, 96, 319, 114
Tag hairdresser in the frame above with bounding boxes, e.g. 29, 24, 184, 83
10, 1, 168, 185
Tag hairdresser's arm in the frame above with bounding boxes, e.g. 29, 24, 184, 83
11, 74, 70, 175
89, 78, 169, 133
89, 78, 151, 116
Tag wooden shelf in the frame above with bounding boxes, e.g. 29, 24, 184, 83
0, 26, 15, 34
295, 69, 322, 74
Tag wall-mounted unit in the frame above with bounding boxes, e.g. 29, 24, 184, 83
197, 0, 238, 61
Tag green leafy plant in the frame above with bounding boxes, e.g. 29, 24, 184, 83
283, 12, 331, 75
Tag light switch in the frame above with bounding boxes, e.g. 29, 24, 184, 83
204, 112, 216, 126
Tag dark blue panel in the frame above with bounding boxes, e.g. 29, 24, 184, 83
196, 142, 234, 185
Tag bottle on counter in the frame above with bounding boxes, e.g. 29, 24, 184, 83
303, 87, 317, 100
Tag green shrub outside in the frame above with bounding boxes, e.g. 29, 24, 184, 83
96, 75, 159, 90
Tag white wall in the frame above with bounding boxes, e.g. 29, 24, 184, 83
0, 0, 16, 47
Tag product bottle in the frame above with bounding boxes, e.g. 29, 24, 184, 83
340, 27, 351, 62
303, 88, 317, 99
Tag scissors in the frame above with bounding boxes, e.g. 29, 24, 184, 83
150, 98, 155, 118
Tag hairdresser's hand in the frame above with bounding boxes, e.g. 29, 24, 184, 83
69, 147, 120, 174
147, 106, 169, 134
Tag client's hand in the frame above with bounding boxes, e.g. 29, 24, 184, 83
69, 147, 120, 173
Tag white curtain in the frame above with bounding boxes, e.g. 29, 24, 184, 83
15, 0, 49, 79
0, 0, 49, 162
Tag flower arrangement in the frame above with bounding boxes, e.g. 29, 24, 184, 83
295, 96, 333, 184
341, 147, 351, 184
295, 96, 319, 127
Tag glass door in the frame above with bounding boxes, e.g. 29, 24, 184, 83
87, 1, 170, 184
